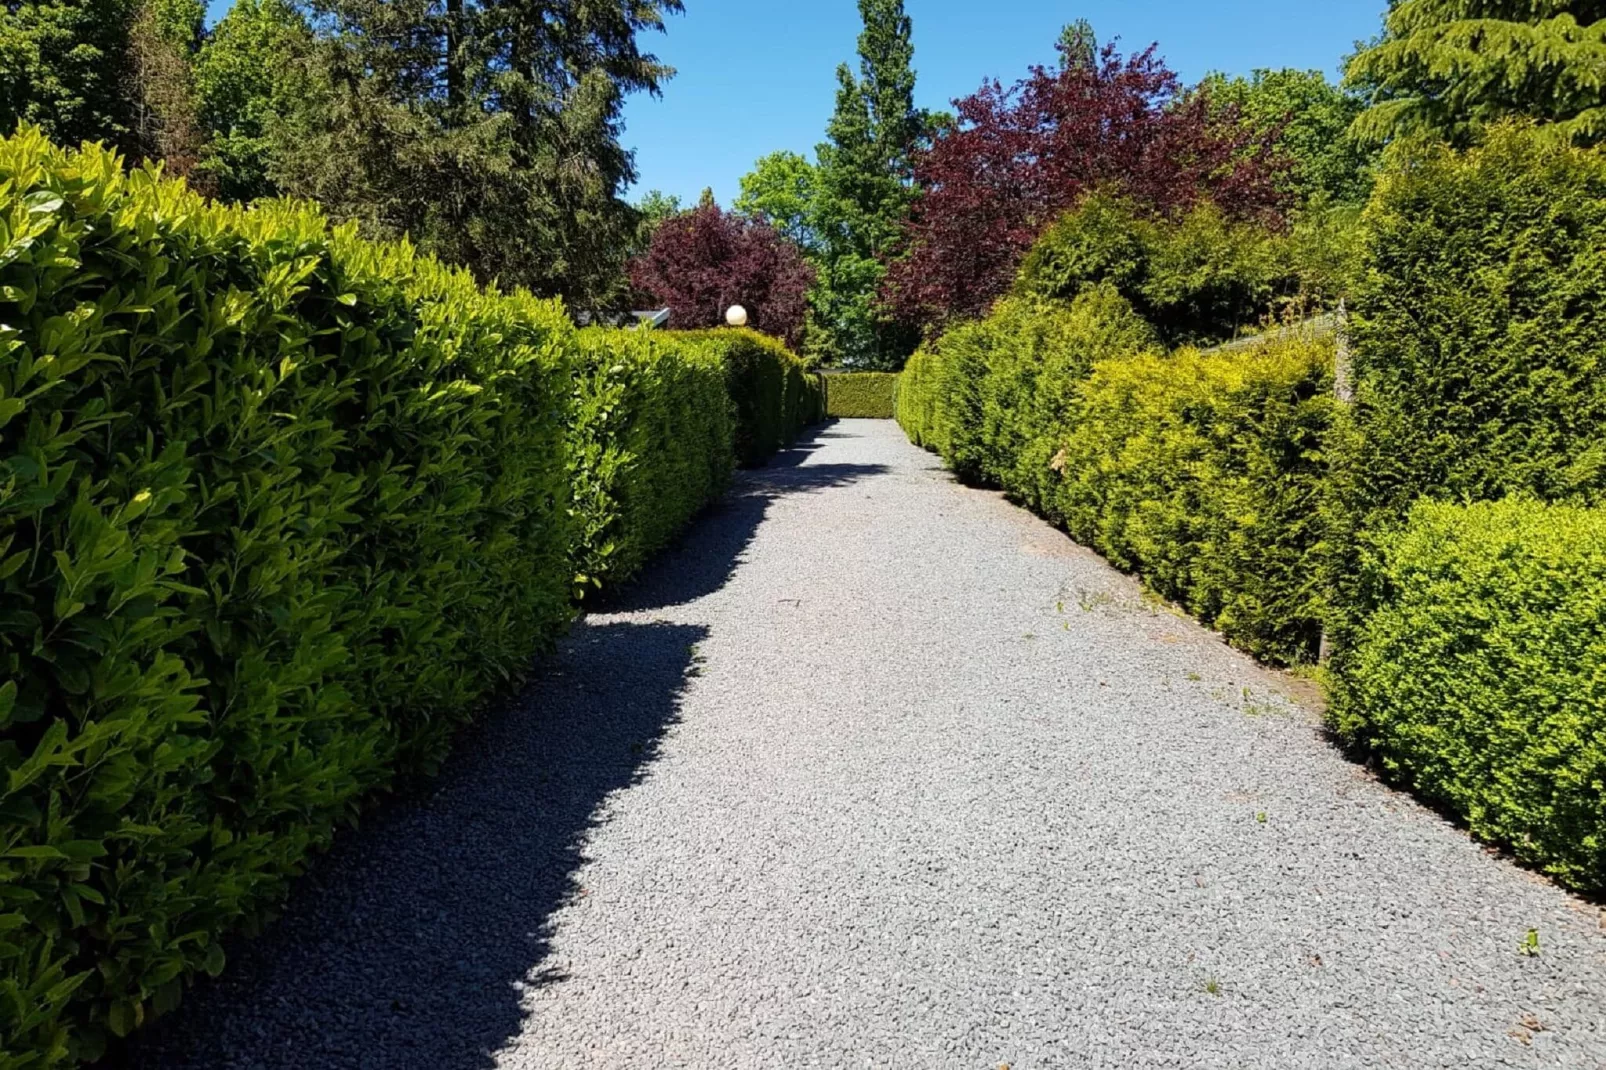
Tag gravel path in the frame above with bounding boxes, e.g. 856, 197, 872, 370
129, 419, 1606, 1070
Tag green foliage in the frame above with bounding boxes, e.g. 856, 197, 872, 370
1335, 499, 1606, 892
899, 287, 1332, 664
0, 0, 138, 151
734, 151, 819, 251
823, 372, 898, 418
807, 0, 921, 369
1200, 68, 1375, 206
665, 328, 821, 466
1325, 124, 1606, 652
629, 189, 683, 256
0, 129, 574, 1066
1016, 192, 1302, 346
262, 0, 682, 308
1347, 0, 1606, 146
569, 330, 733, 593
1053, 332, 1335, 664
0, 129, 816, 1067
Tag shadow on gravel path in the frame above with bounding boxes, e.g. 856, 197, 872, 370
122, 620, 705, 1070
598, 429, 888, 613
120, 428, 888, 1070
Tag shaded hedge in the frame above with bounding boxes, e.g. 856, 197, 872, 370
0, 130, 816, 1067
569, 330, 734, 594
1325, 125, 1606, 662
822, 372, 898, 419
1337, 500, 1606, 893
675, 329, 822, 465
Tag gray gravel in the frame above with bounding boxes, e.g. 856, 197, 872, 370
129, 419, 1606, 1070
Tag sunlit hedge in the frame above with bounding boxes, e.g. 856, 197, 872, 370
1337, 499, 1606, 892
1325, 124, 1606, 661
898, 290, 1331, 664
0, 129, 816, 1067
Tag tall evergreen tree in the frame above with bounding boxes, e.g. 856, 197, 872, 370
269, 0, 681, 306
809, 0, 921, 369
1347, 1, 1606, 146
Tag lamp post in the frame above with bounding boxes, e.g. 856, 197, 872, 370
725, 304, 748, 328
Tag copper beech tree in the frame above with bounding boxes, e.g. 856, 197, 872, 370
884, 40, 1291, 332
630, 198, 816, 351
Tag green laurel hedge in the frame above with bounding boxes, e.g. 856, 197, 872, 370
0, 130, 816, 1068
823, 372, 898, 419
1336, 499, 1606, 893
568, 329, 735, 594
676, 329, 821, 465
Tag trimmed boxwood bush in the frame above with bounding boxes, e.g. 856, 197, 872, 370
1336, 499, 1606, 893
823, 372, 898, 419
0, 130, 819, 1067
1325, 124, 1606, 661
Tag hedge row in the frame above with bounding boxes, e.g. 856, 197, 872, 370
681, 329, 823, 465
1326, 126, 1606, 894
1341, 500, 1606, 890
0, 129, 817, 1067
899, 124, 1606, 891
822, 372, 898, 419
899, 290, 1331, 665
1324, 125, 1606, 659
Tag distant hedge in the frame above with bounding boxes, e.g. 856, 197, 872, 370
0, 130, 816, 1067
823, 372, 898, 419
1337, 500, 1606, 892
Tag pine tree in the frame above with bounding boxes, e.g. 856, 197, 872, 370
1347, 1, 1606, 145
809, 0, 920, 369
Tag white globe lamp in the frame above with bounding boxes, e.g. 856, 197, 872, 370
725, 304, 748, 328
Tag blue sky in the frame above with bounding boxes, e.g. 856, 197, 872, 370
621, 0, 1387, 206
203, 0, 1388, 206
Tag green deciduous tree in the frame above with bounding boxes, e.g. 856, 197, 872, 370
0, 0, 139, 149
1346, 0, 1606, 146
1200, 68, 1376, 205
735, 150, 819, 250
192, 0, 311, 201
